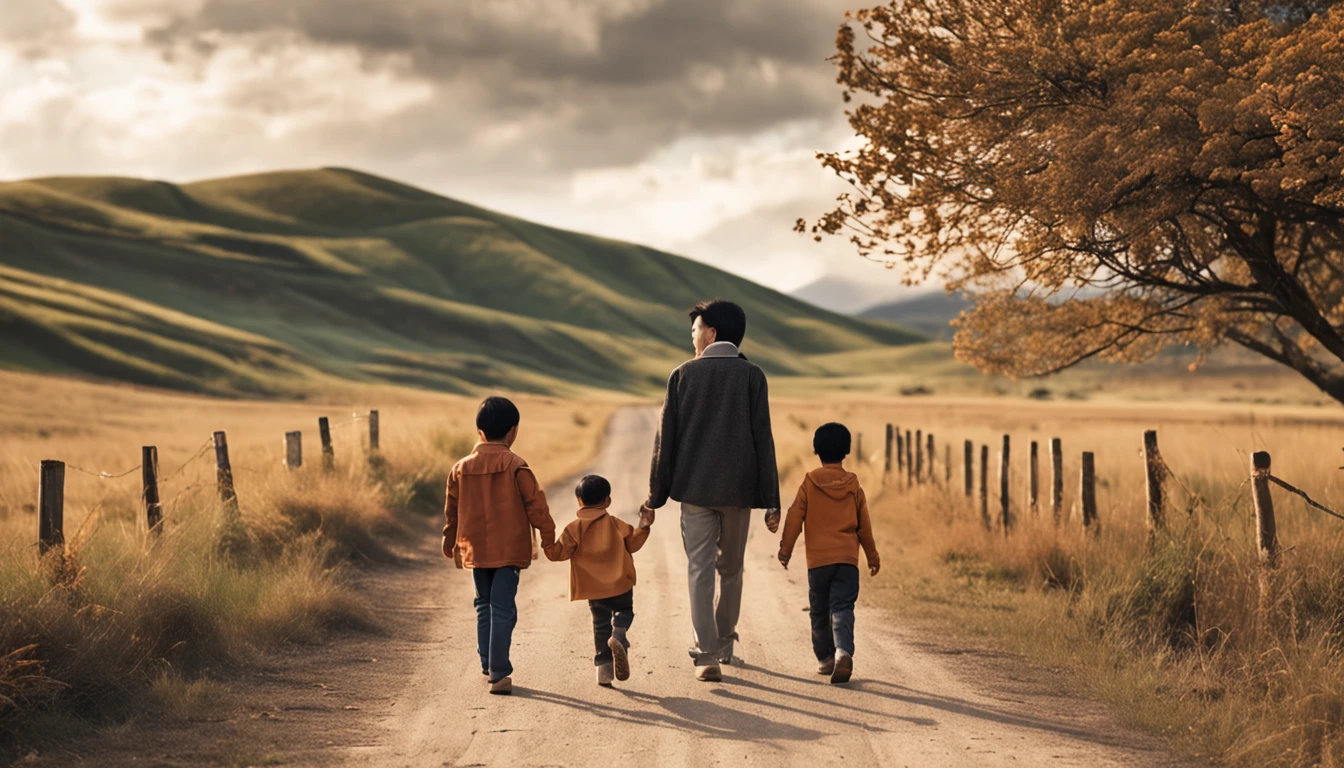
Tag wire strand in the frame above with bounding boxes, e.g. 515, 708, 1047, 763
159, 438, 215, 484
1267, 475, 1344, 523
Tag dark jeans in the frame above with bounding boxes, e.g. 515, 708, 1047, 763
473, 567, 520, 681
589, 589, 635, 666
808, 563, 859, 661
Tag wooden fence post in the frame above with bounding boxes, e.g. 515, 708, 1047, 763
38, 460, 65, 555
319, 417, 334, 471
285, 431, 302, 470
885, 424, 893, 475
927, 433, 936, 485
213, 431, 239, 514
916, 429, 924, 484
368, 410, 380, 452
142, 446, 162, 534
857, 433, 864, 464
979, 445, 990, 529
945, 443, 951, 485
896, 428, 905, 476
1251, 451, 1277, 568
1143, 429, 1165, 537
999, 435, 1011, 533
1081, 451, 1097, 534
905, 430, 913, 487
1029, 441, 1039, 516
964, 440, 973, 497
1051, 438, 1063, 525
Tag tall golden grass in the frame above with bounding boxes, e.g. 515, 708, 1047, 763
771, 395, 1344, 767
0, 371, 615, 742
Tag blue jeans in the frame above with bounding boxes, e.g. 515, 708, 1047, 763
473, 567, 520, 681
808, 563, 859, 661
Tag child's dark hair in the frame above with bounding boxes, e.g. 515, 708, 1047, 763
813, 422, 852, 464
476, 396, 520, 441
575, 475, 611, 506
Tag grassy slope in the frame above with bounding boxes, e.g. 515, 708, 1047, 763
0, 168, 920, 398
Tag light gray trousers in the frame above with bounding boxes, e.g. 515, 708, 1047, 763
680, 503, 751, 666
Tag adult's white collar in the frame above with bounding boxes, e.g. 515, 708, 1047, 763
701, 341, 741, 359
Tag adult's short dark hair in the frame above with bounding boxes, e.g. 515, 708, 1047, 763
476, 396, 520, 441
813, 422, 852, 464
689, 299, 747, 347
575, 474, 612, 506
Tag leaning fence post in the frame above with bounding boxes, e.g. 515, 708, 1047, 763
964, 440, 973, 497
885, 424, 893, 475
999, 435, 1011, 533
1029, 441, 1039, 517
927, 433, 936, 485
319, 417, 334, 471
285, 431, 302, 470
38, 460, 65, 555
368, 410, 380, 453
213, 431, 239, 515
1081, 451, 1097, 534
143, 446, 162, 534
916, 429, 924, 484
1143, 429, 1166, 537
1051, 438, 1063, 525
979, 445, 990, 529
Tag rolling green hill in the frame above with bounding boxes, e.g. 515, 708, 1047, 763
0, 168, 922, 397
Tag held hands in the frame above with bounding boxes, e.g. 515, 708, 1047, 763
764, 508, 781, 534
777, 549, 790, 569
638, 504, 656, 530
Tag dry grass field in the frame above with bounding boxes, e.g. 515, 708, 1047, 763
7, 368, 1344, 766
0, 370, 620, 746
769, 396, 1344, 768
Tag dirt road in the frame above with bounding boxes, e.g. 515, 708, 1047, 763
342, 408, 1171, 768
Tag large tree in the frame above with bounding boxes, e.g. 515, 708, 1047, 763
801, 0, 1344, 402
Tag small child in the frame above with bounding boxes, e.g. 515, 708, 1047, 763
777, 422, 880, 685
443, 396, 557, 695
545, 475, 653, 687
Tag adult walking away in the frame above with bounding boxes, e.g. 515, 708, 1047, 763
643, 299, 781, 683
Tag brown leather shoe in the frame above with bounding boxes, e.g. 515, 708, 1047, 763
694, 664, 722, 682
489, 676, 513, 695
818, 657, 835, 676
830, 652, 853, 684
609, 637, 630, 681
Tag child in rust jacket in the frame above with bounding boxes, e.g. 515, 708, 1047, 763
777, 422, 880, 685
443, 397, 556, 696
545, 474, 653, 687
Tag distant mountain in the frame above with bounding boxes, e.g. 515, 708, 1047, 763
790, 275, 925, 315
0, 167, 922, 397
859, 292, 973, 341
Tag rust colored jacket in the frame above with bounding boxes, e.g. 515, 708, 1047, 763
444, 443, 555, 570
779, 466, 880, 570
544, 501, 650, 601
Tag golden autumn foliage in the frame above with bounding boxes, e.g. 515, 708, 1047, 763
802, 1, 1344, 401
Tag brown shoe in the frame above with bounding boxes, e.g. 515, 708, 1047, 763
609, 637, 630, 682
830, 652, 852, 685
817, 657, 835, 676
489, 676, 513, 695
694, 664, 722, 682
596, 663, 614, 687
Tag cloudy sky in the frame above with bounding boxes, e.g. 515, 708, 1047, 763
0, 0, 918, 300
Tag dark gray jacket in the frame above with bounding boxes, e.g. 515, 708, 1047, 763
647, 342, 781, 511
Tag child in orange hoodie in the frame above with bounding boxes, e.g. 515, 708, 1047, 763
545, 475, 654, 686
777, 422, 880, 684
